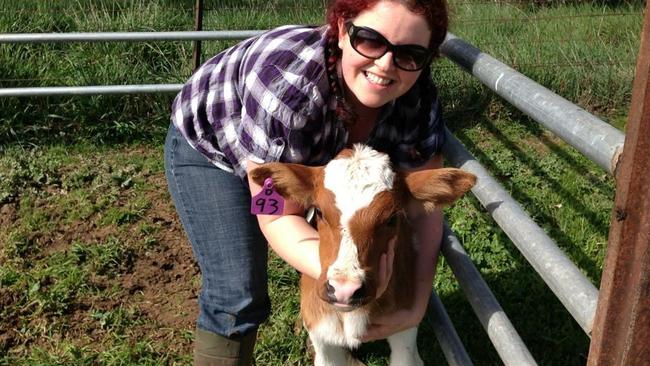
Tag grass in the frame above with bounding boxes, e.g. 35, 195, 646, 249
0, 0, 645, 365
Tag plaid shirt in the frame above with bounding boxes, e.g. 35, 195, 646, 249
171, 25, 445, 179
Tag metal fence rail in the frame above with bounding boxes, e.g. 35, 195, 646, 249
443, 128, 600, 335
0, 31, 267, 97
0, 30, 264, 43
441, 223, 537, 366
441, 33, 626, 176
427, 290, 475, 366
0, 84, 183, 97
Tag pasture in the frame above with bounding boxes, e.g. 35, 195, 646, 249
0, 0, 644, 365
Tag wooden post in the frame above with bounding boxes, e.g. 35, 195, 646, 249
587, 2, 650, 365
192, 0, 204, 72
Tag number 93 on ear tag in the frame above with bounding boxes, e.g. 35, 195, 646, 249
251, 177, 285, 215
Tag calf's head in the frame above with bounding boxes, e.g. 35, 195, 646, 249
250, 145, 475, 310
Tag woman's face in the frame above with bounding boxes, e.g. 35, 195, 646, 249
337, 1, 431, 111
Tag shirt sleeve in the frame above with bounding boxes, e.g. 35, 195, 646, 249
239, 64, 327, 164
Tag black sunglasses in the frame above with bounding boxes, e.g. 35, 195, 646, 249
346, 22, 431, 71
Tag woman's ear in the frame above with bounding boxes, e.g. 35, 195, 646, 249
337, 17, 347, 49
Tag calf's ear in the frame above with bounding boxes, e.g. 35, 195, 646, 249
403, 168, 476, 212
249, 163, 319, 208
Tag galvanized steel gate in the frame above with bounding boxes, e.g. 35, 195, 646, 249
0, 1, 648, 364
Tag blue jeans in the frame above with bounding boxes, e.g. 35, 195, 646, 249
164, 124, 270, 337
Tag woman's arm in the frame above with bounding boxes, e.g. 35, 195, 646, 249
362, 154, 444, 341
247, 160, 322, 280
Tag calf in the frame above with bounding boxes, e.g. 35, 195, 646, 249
251, 144, 476, 366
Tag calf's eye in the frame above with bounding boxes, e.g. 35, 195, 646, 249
386, 214, 398, 227
305, 206, 323, 227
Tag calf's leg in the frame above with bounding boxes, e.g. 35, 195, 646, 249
309, 333, 349, 366
387, 327, 423, 366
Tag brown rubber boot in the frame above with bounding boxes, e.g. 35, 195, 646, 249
193, 328, 257, 366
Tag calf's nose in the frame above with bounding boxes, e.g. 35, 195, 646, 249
326, 278, 365, 305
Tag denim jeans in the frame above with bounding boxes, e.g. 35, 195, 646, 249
164, 124, 270, 337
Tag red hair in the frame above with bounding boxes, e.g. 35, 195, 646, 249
325, 0, 448, 57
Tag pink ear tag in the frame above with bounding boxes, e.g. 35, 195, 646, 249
251, 177, 285, 215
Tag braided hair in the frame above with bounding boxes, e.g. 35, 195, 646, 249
324, 35, 357, 128
413, 63, 437, 131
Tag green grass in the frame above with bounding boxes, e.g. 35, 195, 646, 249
0, 0, 645, 365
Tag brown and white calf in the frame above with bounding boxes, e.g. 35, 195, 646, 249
251, 144, 476, 366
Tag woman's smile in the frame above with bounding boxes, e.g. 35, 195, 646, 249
337, 1, 431, 110
364, 70, 393, 87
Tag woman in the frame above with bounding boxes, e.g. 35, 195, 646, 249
164, 0, 448, 364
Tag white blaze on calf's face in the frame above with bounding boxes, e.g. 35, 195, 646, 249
322, 145, 395, 283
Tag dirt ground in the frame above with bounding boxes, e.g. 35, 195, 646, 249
1, 151, 203, 359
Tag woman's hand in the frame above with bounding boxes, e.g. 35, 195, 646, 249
361, 303, 427, 342
363, 224, 434, 342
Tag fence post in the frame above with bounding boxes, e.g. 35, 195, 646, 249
192, 0, 204, 72
587, 2, 650, 365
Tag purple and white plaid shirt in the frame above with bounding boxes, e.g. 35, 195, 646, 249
171, 25, 445, 180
